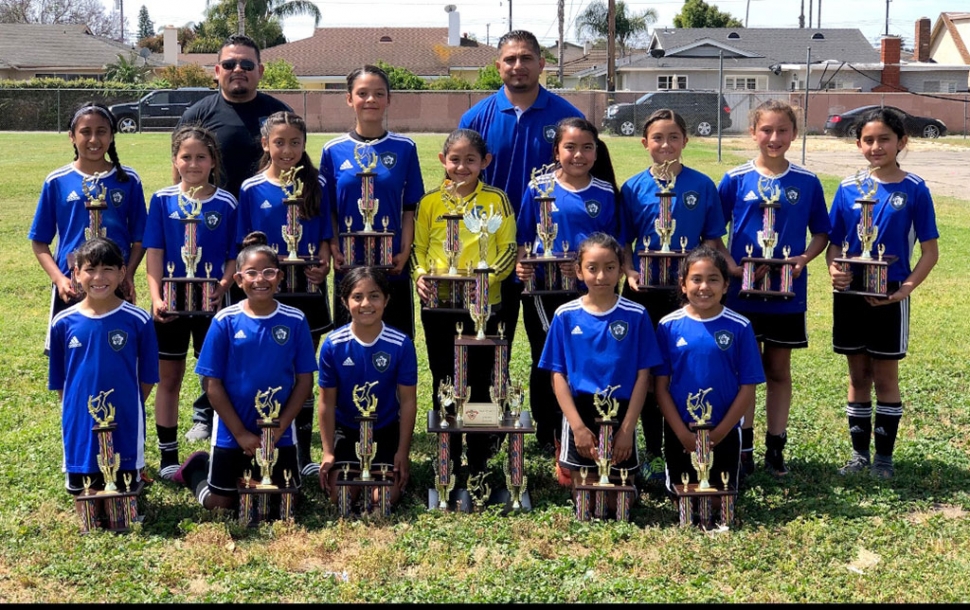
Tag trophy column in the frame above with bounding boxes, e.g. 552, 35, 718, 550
739, 178, 796, 300
637, 186, 688, 291
237, 388, 297, 527
162, 188, 221, 316
832, 198, 898, 298
339, 143, 394, 271
69, 173, 109, 299
332, 382, 394, 518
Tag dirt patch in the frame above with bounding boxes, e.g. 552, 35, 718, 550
718, 135, 970, 201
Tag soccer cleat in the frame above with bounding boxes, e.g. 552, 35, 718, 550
555, 461, 572, 487
739, 452, 755, 479
184, 422, 211, 442
870, 460, 894, 480
301, 462, 321, 478
158, 463, 180, 481
171, 451, 209, 486
764, 449, 789, 476
838, 453, 871, 475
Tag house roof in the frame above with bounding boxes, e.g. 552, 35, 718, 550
0, 24, 166, 70
932, 12, 970, 64
178, 53, 219, 70
261, 27, 499, 78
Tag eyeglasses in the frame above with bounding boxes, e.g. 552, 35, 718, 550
239, 268, 280, 280
219, 59, 257, 72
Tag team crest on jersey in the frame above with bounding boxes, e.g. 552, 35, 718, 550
681, 191, 699, 210
204, 211, 222, 229
109, 189, 124, 207
785, 186, 801, 205
585, 199, 601, 217
889, 192, 907, 210
714, 330, 734, 351
380, 152, 397, 169
543, 125, 557, 143
271, 325, 290, 345
372, 351, 391, 372
107, 329, 128, 351
609, 320, 629, 341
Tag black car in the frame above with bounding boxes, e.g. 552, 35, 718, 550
109, 88, 214, 133
824, 105, 947, 139
602, 90, 732, 137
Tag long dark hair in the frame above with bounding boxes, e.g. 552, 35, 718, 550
258, 111, 323, 220
679, 244, 729, 305
171, 123, 222, 188
552, 117, 620, 200
68, 101, 129, 183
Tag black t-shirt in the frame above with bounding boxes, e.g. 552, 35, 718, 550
178, 91, 291, 197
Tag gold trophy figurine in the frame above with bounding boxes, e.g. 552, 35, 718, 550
178, 185, 205, 279
650, 159, 678, 252
686, 387, 716, 491
255, 442, 279, 486
755, 176, 782, 259
463, 203, 503, 270
279, 165, 305, 203
437, 377, 456, 428
279, 165, 306, 261
81, 171, 108, 240
86, 389, 116, 426
854, 166, 880, 260
467, 472, 491, 512
354, 141, 380, 232
593, 384, 621, 421
440, 178, 467, 215
254, 386, 283, 424
351, 380, 379, 417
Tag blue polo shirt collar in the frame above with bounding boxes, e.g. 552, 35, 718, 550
497, 86, 551, 113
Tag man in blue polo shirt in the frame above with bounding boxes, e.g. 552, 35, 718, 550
459, 33, 583, 457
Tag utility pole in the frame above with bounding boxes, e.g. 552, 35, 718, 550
115, 0, 124, 42
799, 0, 805, 28
817, 0, 822, 27
745, 0, 750, 28
808, 0, 813, 28
238, 0, 246, 35
557, 0, 564, 85
486, 23, 490, 46
607, 0, 616, 103
509, 0, 512, 33
885, 0, 891, 36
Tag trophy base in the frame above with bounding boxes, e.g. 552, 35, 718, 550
161, 277, 221, 316
428, 488, 533, 514
333, 473, 395, 518
833, 255, 899, 298
339, 230, 396, 271
419, 273, 477, 312
637, 250, 689, 290
520, 253, 579, 296
75, 480, 145, 534
278, 257, 325, 296
428, 408, 535, 434
573, 483, 637, 522
237, 479, 299, 527
673, 483, 738, 530
738, 256, 797, 300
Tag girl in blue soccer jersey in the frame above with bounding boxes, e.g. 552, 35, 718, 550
319, 65, 425, 338
619, 108, 727, 482
517, 118, 622, 469
717, 99, 830, 477
29, 101, 148, 347
827, 107, 938, 480
317, 268, 418, 506
654, 245, 765, 499
48, 237, 159, 499
238, 110, 333, 476
144, 125, 238, 480
539, 233, 662, 496
171, 232, 317, 511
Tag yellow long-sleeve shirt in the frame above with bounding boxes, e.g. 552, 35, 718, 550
411, 180, 516, 306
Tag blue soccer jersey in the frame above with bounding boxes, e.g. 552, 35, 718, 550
539, 296, 663, 401
29, 165, 148, 274
48, 302, 159, 473
317, 323, 418, 431
195, 302, 317, 449
518, 176, 620, 253
621, 165, 725, 252
459, 87, 583, 214
319, 132, 424, 268
143, 185, 239, 278
653, 307, 765, 428
829, 172, 938, 282
237, 171, 333, 256
718, 161, 830, 314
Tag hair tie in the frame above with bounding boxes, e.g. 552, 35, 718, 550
70, 106, 114, 131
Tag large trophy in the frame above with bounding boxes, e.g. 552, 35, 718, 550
520, 163, 577, 295
428, 323, 534, 513
74, 389, 145, 533
237, 386, 297, 527
68, 172, 109, 298
832, 167, 898, 297
333, 381, 393, 518
573, 385, 636, 522
276, 166, 321, 297
161, 186, 220, 316
672, 388, 737, 530
338, 141, 394, 270
637, 160, 689, 290
738, 176, 797, 299
419, 180, 478, 312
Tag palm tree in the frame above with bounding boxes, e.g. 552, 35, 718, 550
103, 52, 154, 84
575, 1, 658, 57
207, 0, 322, 36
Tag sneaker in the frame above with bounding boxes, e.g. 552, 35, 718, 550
158, 463, 180, 481
139, 471, 155, 487
641, 455, 666, 482
870, 460, 894, 480
838, 454, 871, 475
185, 422, 211, 442
172, 451, 209, 486
739, 452, 755, 479
301, 462, 321, 478
555, 461, 572, 487
764, 449, 789, 476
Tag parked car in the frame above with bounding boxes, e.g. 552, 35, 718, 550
824, 105, 947, 139
602, 90, 732, 137
109, 88, 214, 133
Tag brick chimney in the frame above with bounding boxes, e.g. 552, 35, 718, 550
915, 17, 931, 62
873, 35, 907, 92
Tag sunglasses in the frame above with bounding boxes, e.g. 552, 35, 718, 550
219, 59, 257, 72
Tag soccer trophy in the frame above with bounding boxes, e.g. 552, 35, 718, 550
520, 163, 577, 295
572, 385, 635, 522
277, 165, 321, 297
333, 381, 393, 518
237, 386, 297, 527
74, 389, 144, 533
738, 176, 796, 299
419, 179, 477, 312
161, 186, 220, 316
832, 167, 898, 297
338, 141, 394, 270
68, 172, 109, 298
672, 388, 737, 530
637, 160, 689, 289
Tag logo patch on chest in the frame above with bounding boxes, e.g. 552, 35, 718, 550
204, 211, 222, 229
681, 191, 699, 210
714, 330, 734, 350
372, 351, 391, 372
585, 199, 601, 217
889, 192, 907, 210
109, 189, 124, 207
609, 320, 629, 341
107, 329, 128, 351
380, 152, 397, 169
271, 325, 290, 345
784, 186, 801, 205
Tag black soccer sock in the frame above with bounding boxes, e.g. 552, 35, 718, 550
874, 402, 903, 460
640, 392, 663, 459
157, 424, 179, 469
296, 404, 314, 467
741, 427, 754, 455
846, 401, 873, 458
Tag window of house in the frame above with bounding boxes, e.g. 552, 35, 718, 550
923, 80, 958, 93
724, 76, 764, 90
657, 75, 687, 90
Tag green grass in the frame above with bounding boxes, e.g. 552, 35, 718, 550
2, 133, 969, 602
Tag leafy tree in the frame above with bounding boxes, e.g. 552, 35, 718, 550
259, 58, 300, 89
472, 64, 503, 90
575, 0, 658, 57
103, 52, 154, 84
156, 64, 214, 88
427, 75, 472, 91
0, 0, 124, 39
190, 2, 286, 51
198, 0, 320, 40
375, 60, 427, 91
136, 5, 154, 40
673, 0, 744, 28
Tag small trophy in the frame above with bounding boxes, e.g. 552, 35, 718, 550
738, 176, 797, 299
466, 472, 491, 513
237, 386, 298, 527
832, 167, 899, 297
160, 186, 221, 316
637, 160, 689, 290
338, 142, 394, 271
520, 163, 577, 295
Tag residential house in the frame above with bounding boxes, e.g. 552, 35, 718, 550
923, 12, 970, 89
